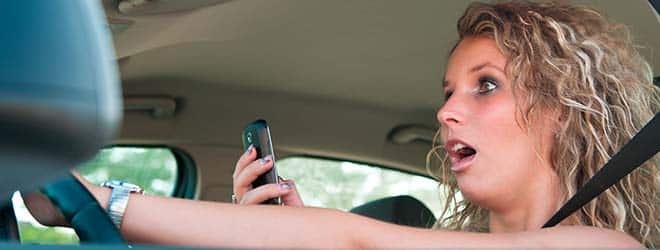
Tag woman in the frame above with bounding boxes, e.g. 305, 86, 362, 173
30, 1, 658, 248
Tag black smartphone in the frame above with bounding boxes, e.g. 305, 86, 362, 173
241, 119, 281, 205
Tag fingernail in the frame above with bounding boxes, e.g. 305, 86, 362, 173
260, 156, 272, 165
280, 183, 291, 190
245, 145, 253, 155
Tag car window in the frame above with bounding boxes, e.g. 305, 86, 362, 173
12, 147, 183, 245
277, 157, 443, 219
77, 147, 179, 196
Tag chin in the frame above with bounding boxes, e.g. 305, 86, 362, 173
456, 177, 491, 206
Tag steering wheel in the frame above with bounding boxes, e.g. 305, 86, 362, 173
40, 174, 124, 243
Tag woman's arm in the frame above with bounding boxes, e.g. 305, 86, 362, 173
84, 181, 641, 248
90, 183, 359, 248
357, 221, 643, 249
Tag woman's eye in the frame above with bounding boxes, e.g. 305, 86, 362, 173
444, 91, 453, 100
477, 78, 498, 94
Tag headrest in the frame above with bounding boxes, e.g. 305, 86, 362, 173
0, 1, 121, 201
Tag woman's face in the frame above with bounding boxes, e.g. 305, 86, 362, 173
438, 37, 556, 211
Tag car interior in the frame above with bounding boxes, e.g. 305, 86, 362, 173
0, 0, 658, 249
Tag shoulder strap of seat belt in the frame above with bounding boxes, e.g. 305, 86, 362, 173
543, 112, 659, 228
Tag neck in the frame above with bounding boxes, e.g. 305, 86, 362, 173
488, 168, 561, 233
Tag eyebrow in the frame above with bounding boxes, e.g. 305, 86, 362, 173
442, 62, 504, 88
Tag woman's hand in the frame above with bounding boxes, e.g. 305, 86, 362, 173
23, 191, 69, 227
23, 171, 107, 227
232, 145, 304, 206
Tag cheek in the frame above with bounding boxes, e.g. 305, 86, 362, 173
471, 95, 536, 180
474, 95, 522, 147
477, 97, 556, 167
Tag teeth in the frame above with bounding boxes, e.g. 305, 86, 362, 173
452, 143, 466, 152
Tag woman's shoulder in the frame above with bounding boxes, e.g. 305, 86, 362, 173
534, 225, 643, 248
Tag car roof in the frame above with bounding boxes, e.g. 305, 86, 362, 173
108, 0, 659, 108
106, 0, 659, 175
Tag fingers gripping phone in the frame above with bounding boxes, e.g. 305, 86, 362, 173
242, 119, 281, 205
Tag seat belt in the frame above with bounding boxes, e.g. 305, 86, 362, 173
543, 112, 659, 228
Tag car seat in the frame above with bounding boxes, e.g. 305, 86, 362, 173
350, 195, 436, 228
0, 0, 122, 241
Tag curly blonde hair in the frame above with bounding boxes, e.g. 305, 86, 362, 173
427, 1, 659, 247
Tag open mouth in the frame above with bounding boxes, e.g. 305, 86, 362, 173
452, 143, 476, 159
445, 140, 477, 172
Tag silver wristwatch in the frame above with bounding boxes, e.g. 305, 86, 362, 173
101, 180, 144, 229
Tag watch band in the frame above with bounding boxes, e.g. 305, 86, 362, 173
101, 180, 143, 229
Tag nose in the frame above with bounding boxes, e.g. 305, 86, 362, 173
437, 95, 465, 128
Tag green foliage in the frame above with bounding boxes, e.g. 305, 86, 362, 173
277, 157, 443, 218
77, 147, 178, 196
17, 223, 78, 245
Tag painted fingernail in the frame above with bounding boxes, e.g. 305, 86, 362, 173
280, 183, 291, 190
260, 156, 272, 165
